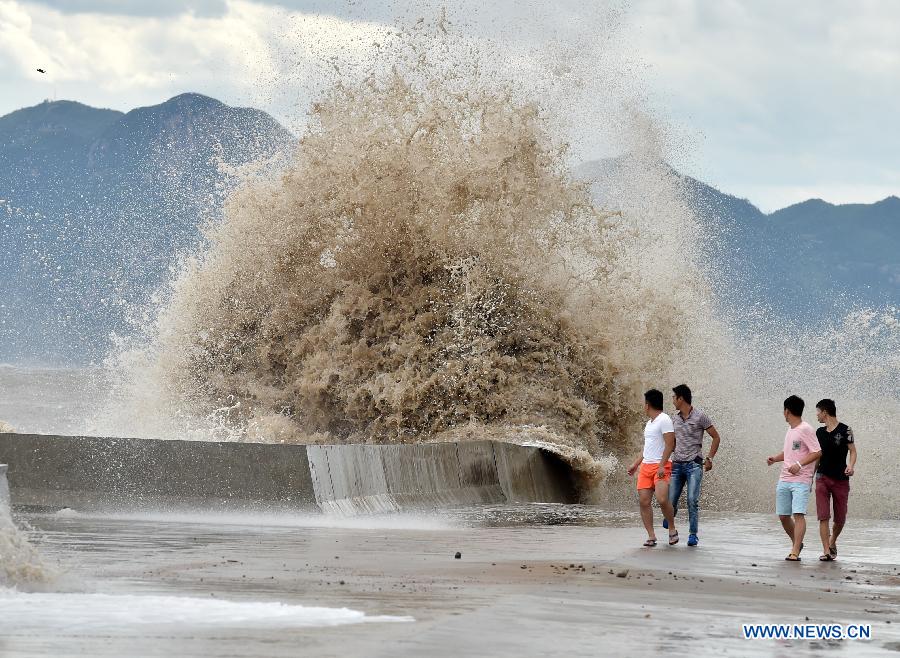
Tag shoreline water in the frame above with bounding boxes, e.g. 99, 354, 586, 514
3, 506, 898, 657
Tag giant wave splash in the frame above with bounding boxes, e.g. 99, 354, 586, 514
90, 16, 899, 513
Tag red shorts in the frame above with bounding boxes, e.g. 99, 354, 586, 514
637, 461, 671, 490
816, 474, 850, 524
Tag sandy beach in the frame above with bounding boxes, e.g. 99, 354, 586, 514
2, 506, 897, 657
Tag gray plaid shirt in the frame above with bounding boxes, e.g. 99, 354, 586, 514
672, 407, 713, 462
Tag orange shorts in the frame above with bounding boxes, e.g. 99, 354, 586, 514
637, 461, 672, 490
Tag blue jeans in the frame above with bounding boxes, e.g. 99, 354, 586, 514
669, 461, 703, 535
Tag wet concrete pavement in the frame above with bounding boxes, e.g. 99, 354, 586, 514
2, 506, 899, 657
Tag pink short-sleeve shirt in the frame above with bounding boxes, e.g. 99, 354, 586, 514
780, 421, 821, 484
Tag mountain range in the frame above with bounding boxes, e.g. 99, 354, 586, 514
1, 95, 897, 364
579, 159, 899, 322
1, 94, 292, 362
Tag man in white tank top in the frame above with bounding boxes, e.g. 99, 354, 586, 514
627, 389, 679, 547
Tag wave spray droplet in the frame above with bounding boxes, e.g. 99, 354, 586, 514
90, 14, 900, 515
95, 17, 726, 487
151, 76, 638, 467
1, 465, 56, 588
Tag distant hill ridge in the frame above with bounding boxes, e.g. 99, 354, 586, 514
1, 93, 293, 363
1, 95, 898, 364
0, 99, 122, 141
578, 157, 899, 318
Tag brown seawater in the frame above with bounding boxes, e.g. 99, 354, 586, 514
91, 18, 710, 487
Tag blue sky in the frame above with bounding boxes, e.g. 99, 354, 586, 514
1, 0, 898, 212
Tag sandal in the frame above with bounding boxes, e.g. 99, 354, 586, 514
643, 538, 658, 547
829, 544, 837, 558
668, 531, 679, 546
819, 554, 835, 561
785, 553, 801, 561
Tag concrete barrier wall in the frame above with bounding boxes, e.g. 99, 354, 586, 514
0, 433, 576, 513
0, 434, 317, 511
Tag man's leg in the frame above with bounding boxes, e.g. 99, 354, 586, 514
668, 463, 686, 520
831, 521, 845, 546
685, 462, 702, 537
815, 477, 832, 555
789, 482, 811, 557
792, 513, 806, 556
830, 479, 850, 551
819, 519, 831, 554
655, 479, 676, 534
639, 488, 656, 540
779, 515, 795, 542
776, 481, 795, 544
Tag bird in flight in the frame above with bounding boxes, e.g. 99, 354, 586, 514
36, 68, 46, 73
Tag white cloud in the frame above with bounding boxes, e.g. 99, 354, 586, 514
0, 0, 390, 128
24, 1, 227, 17
625, 0, 900, 210
0, 2, 47, 75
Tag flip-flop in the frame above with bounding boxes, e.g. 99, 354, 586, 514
819, 554, 835, 561
668, 531, 679, 546
643, 539, 658, 547
785, 553, 801, 561
829, 544, 837, 558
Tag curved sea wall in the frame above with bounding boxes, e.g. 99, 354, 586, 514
0, 434, 575, 513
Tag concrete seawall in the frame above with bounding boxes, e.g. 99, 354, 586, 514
0, 433, 576, 513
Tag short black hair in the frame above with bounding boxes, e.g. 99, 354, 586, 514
672, 384, 692, 404
784, 395, 805, 417
645, 389, 664, 411
816, 399, 837, 417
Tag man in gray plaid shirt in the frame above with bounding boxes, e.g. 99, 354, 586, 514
662, 384, 722, 546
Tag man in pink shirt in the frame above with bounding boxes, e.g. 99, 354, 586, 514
766, 395, 822, 561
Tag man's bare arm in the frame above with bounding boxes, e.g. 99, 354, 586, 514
846, 442, 857, 476
627, 454, 643, 476
657, 432, 676, 476
705, 425, 721, 471
706, 425, 721, 459
798, 450, 821, 466
787, 450, 822, 475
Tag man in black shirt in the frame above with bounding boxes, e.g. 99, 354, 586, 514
814, 399, 857, 561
